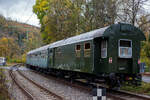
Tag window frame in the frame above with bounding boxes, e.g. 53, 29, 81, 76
75, 44, 81, 51
101, 40, 107, 58
84, 42, 91, 50
118, 39, 132, 58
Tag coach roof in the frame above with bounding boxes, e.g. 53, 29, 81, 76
27, 26, 108, 54
27, 23, 145, 55
49, 26, 108, 48
48, 23, 145, 49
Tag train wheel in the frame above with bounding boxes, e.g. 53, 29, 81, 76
108, 73, 120, 89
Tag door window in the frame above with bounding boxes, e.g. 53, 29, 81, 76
101, 40, 107, 58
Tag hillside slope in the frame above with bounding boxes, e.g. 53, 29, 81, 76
0, 15, 43, 62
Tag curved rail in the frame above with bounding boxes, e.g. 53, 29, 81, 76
31, 69, 150, 100
108, 89, 150, 100
17, 68, 64, 100
9, 66, 34, 100
30, 69, 92, 93
25, 64, 150, 100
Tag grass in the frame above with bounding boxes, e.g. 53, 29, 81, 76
0, 69, 11, 100
7, 59, 25, 63
121, 82, 150, 95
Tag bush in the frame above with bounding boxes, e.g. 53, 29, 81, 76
7, 54, 26, 64
7, 58, 25, 64
121, 82, 150, 95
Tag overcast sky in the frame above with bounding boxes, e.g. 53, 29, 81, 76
0, 0, 149, 27
0, 0, 40, 27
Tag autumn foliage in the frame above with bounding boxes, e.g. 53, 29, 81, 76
33, 0, 150, 70
0, 15, 43, 63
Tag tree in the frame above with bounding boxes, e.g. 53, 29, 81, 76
0, 14, 42, 61
0, 14, 6, 26
138, 14, 150, 71
34, 0, 82, 43
0, 37, 20, 59
23, 32, 43, 52
117, 0, 148, 26
33, 0, 118, 44
33, 0, 49, 24
82, 0, 117, 31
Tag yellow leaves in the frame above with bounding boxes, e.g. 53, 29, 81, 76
34, 0, 49, 13
41, 0, 48, 7
33, 0, 83, 44
0, 37, 9, 57
0, 37, 20, 59
0, 15, 6, 26
0, 37, 8, 44
42, 15, 49, 24
38, 0, 48, 11
21, 53, 26, 63
33, 0, 49, 23
65, 0, 73, 8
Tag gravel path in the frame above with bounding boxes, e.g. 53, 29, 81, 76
20, 68, 92, 100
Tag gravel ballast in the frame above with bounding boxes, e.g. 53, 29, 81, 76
4, 69, 28, 100
20, 67, 92, 100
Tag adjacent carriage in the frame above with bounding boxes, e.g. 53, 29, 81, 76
0, 57, 6, 66
26, 23, 145, 87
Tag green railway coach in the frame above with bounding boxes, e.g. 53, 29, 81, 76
27, 23, 145, 87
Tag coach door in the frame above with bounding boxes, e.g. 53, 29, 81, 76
99, 39, 108, 72
94, 38, 108, 73
49, 48, 55, 67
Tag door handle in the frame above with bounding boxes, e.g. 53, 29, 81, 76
99, 59, 102, 62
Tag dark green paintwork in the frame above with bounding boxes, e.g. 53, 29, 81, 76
48, 23, 145, 75
49, 40, 94, 73
27, 23, 145, 76
94, 23, 145, 74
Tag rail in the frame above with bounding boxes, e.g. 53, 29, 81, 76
108, 89, 150, 100
17, 67, 64, 100
9, 65, 34, 100
21, 64, 150, 100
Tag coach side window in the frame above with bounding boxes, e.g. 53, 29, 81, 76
76, 44, 81, 57
84, 43, 91, 57
84, 43, 90, 50
101, 40, 107, 58
76, 45, 81, 51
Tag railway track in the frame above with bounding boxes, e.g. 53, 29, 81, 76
25, 66, 150, 100
9, 65, 34, 100
10, 65, 64, 100
30, 68, 92, 93
13, 64, 150, 100
107, 89, 150, 100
